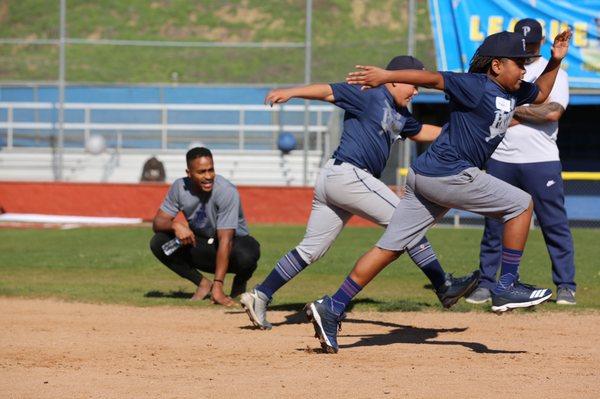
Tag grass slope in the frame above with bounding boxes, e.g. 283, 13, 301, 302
0, 0, 435, 83
0, 225, 598, 312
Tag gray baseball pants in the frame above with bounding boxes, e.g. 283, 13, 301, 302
295, 159, 399, 263
377, 167, 532, 252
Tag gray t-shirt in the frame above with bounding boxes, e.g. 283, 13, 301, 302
160, 175, 249, 238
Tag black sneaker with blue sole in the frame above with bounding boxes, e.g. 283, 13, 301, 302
305, 295, 344, 354
491, 281, 552, 312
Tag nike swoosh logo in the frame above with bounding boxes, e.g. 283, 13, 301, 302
546, 180, 555, 187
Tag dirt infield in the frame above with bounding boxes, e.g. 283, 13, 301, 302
1, 298, 599, 398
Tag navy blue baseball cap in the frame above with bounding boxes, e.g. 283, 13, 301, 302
514, 18, 544, 43
475, 31, 541, 58
386, 55, 425, 70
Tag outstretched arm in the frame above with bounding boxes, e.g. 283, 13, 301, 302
346, 67, 444, 91
265, 84, 334, 106
532, 30, 571, 104
409, 124, 442, 142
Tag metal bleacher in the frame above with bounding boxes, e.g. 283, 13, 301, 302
0, 101, 340, 186
0, 148, 323, 186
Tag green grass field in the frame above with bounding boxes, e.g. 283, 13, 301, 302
0, 225, 598, 312
0, 0, 435, 83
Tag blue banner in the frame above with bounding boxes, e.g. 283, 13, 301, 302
428, 0, 600, 89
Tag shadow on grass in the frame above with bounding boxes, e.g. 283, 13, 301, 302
144, 290, 192, 299
338, 318, 526, 354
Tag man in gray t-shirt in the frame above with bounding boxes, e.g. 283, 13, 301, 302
150, 147, 260, 306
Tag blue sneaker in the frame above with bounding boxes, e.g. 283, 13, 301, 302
491, 281, 552, 312
305, 296, 345, 354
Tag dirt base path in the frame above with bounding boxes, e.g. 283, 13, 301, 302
1, 297, 599, 398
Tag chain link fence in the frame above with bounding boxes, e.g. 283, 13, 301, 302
1, 0, 599, 228
0, 0, 435, 84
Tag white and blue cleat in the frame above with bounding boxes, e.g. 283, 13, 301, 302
305, 295, 345, 354
491, 281, 552, 312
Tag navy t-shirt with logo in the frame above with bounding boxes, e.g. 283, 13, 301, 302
411, 72, 539, 177
330, 83, 422, 178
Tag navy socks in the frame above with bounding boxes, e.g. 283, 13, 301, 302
331, 276, 363, 315
256, 249, 308, 298
407, 237, 447, 290
493, 247, 522, 293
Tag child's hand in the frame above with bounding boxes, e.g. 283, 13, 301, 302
551, 30, 571, 61
346, 65, 390, 90
265, 89, 292, 106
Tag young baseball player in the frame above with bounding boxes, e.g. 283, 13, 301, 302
467, 19, 576, 305
241, 55, 480, 330
305, 30, 572, 353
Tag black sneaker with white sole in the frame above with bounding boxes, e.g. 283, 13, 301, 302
491, 281, 552, 312
435, 270, 481, 308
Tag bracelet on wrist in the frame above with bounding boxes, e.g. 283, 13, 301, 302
213, 279, 224, 284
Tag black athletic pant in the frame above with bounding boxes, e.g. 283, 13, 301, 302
150, 232, 260, 295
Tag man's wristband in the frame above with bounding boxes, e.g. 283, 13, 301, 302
213, 279, 224, 284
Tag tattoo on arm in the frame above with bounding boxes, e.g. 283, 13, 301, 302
513, 102, 565, 124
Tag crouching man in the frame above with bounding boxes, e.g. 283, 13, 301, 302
150, 147, 260, 306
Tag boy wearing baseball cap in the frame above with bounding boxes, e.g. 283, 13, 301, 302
468, 18, 576, 306
306, 29, 571, 353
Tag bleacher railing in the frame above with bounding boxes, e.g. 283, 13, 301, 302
0, 102, 335, 154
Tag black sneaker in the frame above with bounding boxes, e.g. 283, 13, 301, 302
435, 271, 480, 308
491, 281, 552, 312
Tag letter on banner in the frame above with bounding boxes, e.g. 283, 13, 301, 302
488, 16, 504, 35
538, 19, 547, 38
574, 23, 588, 47
507, 18, 520, 32
550, 20, 570, 41
470, 16, 484, 41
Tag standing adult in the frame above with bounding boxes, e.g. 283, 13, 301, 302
467, 19, 576, 305
150, 147, 260, 306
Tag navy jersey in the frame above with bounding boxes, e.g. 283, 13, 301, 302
330, 83, 422, 178
412, 72, 539, 177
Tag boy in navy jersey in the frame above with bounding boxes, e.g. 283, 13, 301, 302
467, 19, 576, 306
305, 30, 572, 353
240, 56, 479, 330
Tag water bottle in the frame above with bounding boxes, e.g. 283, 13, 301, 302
162, 237, 182, 256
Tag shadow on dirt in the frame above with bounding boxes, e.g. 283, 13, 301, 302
337, 318, 526, 354
239, 298, 424, 329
